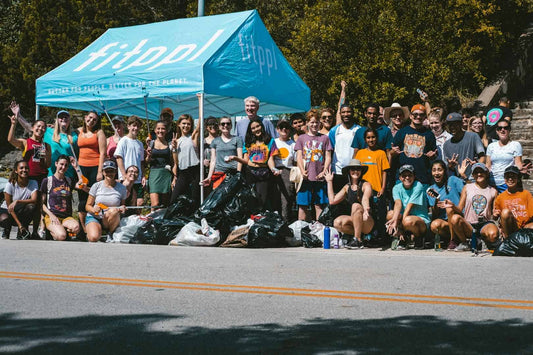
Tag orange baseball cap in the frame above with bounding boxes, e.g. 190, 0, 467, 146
410, 104, 426, 113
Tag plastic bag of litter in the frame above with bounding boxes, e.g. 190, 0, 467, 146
287, 220, 310, 247
494, 228, 533, 257
108, 215, 149, 243
171, 219, 220, 246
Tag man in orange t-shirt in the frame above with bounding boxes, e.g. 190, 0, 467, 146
493, 166, 533, 237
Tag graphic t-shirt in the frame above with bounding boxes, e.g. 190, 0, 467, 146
355, 148, 390, 193
393, 126, 437, 184
41, 175, 74, 218
274, 138, 296, 168
486, 141, 522, 186
243, 138, 278, 165
427, 176, 464, 220
494, 189, 533, 228
463, 183, 497, 224
392, 180, 430, 223
294, 133, 332, 181
23, 138, 49, 177
485, 106, 513, 141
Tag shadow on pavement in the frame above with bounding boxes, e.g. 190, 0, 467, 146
0, 313, 531, 353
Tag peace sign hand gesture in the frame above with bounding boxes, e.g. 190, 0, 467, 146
171, 132, 179, 151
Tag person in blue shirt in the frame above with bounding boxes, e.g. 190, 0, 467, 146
427, 160, 465, 245
351, 103, 393, 157
386, 164, 430, 248
235, 96, 277, 141
391, 104, 437, 185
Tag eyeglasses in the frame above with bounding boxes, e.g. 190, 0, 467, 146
220, 122, 231, 127
321, 115, 333, 119
496, 126, 510, 131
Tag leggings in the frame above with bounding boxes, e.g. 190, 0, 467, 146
0, 203, 37, 229
78, 165, 99, 212
170, 165, 200, 208
245, 166, 280, 213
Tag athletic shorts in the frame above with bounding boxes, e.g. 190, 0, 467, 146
297, 180, 328, 206
44, 215, 76, 228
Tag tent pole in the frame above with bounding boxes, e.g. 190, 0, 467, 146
198, 0, 204, 16
35, 104, 39, 120
199, 93, 205, 202
143, 94, 150, 137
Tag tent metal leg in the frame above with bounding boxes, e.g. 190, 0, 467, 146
199, 93, 205, 202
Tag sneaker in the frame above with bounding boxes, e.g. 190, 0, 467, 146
345, 239, 364, 249
2, 227, 11, 239
455, 242, 470, 251
447, 239, 458, 251
17, 228, 31, 240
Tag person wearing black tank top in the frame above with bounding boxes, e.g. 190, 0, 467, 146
325, 159, 374, 249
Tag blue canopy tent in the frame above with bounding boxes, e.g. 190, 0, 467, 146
35, 9, 310, 200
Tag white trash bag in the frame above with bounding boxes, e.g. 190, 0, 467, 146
107, 215, 150, 243
287, 220, 310, 247
309, 221, 342, 247
170, 218, 220, 246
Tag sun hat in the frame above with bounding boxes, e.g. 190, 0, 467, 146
289, 167, 303, 193
383, 103, 410, 125
341, 159, 369, 176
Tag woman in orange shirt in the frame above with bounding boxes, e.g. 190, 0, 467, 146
77, 111, 107, 231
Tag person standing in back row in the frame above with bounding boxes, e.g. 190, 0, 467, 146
235, 96, 277, 140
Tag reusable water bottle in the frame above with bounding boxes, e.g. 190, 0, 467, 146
333, 231, 339, 249
323, 226, 330, 249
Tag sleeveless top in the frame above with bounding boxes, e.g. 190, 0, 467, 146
23, 137, 48, 177
346, 181, 364, 205
107, 135, 119, 161
150, 142, 172, 169
78, 131, 100, 167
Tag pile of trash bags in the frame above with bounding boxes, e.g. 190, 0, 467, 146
494, 228, 533, 257
108, 174, 295, 248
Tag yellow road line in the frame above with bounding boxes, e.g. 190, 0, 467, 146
1, 271, 532, 310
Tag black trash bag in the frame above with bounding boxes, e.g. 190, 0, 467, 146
247, 211, 291, 248
146, 208, 167, 222
130, 222, 158, 244
196, 173, 244, 217
223, 185, 264, 226
164, 196, 195, 219
301, 226, 323, 248
318, 200, 351, 226
153, 217, 194, 245
494, 228, 533, 257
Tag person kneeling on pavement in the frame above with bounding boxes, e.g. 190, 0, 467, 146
386, 164, 431, 249
85, 160, 126, 242
41, 155, 80, 240
325, 159, 374, 249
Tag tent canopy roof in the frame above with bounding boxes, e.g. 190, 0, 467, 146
36, 10, 310, 118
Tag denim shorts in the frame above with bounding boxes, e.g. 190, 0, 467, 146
85, 213, 102, 226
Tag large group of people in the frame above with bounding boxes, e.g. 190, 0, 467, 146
2, 88, 532, 252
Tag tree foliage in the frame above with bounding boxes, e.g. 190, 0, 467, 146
0, 0, 531, 136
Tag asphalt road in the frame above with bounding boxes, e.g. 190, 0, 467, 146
1, 239, 532, 354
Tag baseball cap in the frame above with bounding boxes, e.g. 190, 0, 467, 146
56, 110, 70, 118
471, 162, 489, 173
160, 108, 174, 117
410, 104, 426, 113
446, 112, 463, 122
111, 116, 124, 124
398, 165, 415, 175
102, 160, 117, 170
504, 166, 520, 176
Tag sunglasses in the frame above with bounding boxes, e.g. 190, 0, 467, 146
497, 126, 510, 131
412, 113, 426, 117
220, 122, 231, 127
390, 113, 403, 118
321, 115, 333, 119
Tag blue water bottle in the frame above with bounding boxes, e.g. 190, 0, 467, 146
471, 231, 478, 254
323, 226, 331, 249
